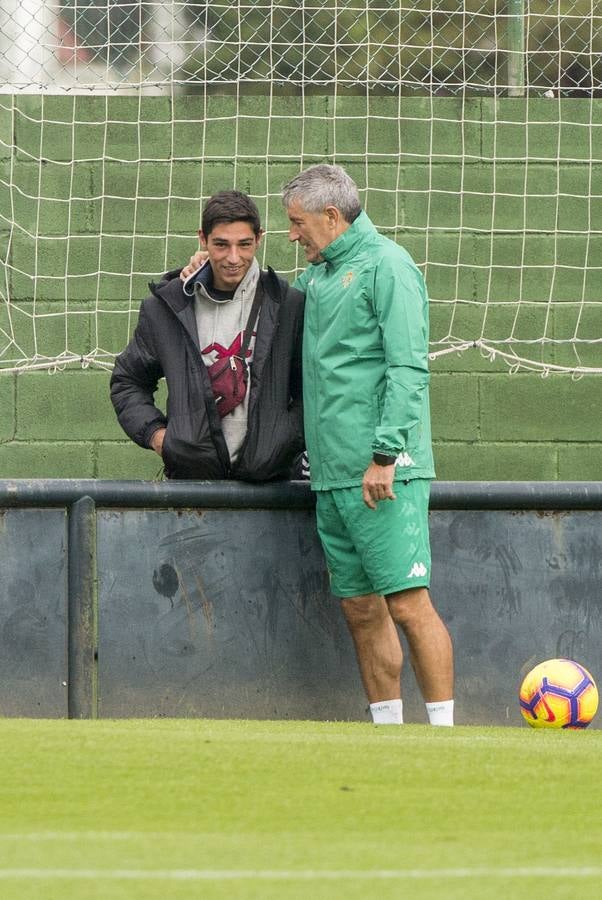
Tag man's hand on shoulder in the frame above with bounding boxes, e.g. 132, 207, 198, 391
180, 250, 209, 282
362, 460, 397, 510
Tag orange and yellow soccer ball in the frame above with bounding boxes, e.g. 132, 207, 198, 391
519, 658, 599, 729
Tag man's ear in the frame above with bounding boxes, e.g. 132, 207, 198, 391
256, 228, 264, 247
199, 229, 208, 248
325, 206, 341, 229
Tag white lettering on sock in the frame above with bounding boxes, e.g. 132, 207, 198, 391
425, 699, 454, 727
370, 699, 403, 725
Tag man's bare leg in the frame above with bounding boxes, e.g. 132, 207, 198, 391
385, 586, 453, 702
340, 593, 403, 722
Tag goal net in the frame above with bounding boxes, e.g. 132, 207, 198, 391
0, 1, 601, 375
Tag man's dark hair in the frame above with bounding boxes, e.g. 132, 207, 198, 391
201, 190, 262, 237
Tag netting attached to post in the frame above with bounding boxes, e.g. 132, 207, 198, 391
0, 2, 601, 375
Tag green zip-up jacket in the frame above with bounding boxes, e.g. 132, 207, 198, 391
293, 211, 435, 491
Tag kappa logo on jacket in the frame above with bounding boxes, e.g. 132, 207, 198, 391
341, 271, 354, 288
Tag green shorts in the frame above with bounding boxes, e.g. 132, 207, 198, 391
315, 479, 432, 598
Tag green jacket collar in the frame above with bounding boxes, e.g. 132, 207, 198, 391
319, 210, 376, 265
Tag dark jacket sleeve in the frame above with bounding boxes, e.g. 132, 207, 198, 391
287, 285, 307, 479
288, 285, 304, 416
109, 301, 168, 448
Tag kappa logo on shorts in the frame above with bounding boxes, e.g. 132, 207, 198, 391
407, 561, 428, 578
395, 452, 415, 467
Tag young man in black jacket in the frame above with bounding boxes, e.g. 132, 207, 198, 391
110, 191, 305, 480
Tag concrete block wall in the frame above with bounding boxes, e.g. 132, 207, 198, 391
1, 94, 600, 480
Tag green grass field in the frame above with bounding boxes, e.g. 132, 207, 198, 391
0, 719, 600, 900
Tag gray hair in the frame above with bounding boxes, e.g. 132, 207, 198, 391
282, 164, 362, 224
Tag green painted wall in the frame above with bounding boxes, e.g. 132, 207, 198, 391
1, 95, 600, 481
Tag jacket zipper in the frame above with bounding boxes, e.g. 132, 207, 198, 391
187, 331, 233, 477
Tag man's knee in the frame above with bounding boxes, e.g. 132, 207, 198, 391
341, 593, 388, 631
385, 586, 433, 628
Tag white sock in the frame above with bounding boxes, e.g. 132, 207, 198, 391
425, 699, 454, 726
370, 698, 403, 725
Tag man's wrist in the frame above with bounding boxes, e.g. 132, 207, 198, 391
372, 452, 397, 466
149, 427, 166, 453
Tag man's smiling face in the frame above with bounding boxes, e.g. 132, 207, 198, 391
200, 221, 262, 290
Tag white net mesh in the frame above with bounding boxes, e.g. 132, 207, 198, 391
0, 1, 601, 374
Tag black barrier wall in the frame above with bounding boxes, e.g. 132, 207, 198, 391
0, 481, 600, 726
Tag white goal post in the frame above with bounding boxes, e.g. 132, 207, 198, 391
0, 1, 601, 375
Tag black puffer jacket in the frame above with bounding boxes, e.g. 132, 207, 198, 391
110, 267, 305, 480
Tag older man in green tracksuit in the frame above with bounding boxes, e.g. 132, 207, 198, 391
283, 164, 454, 726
